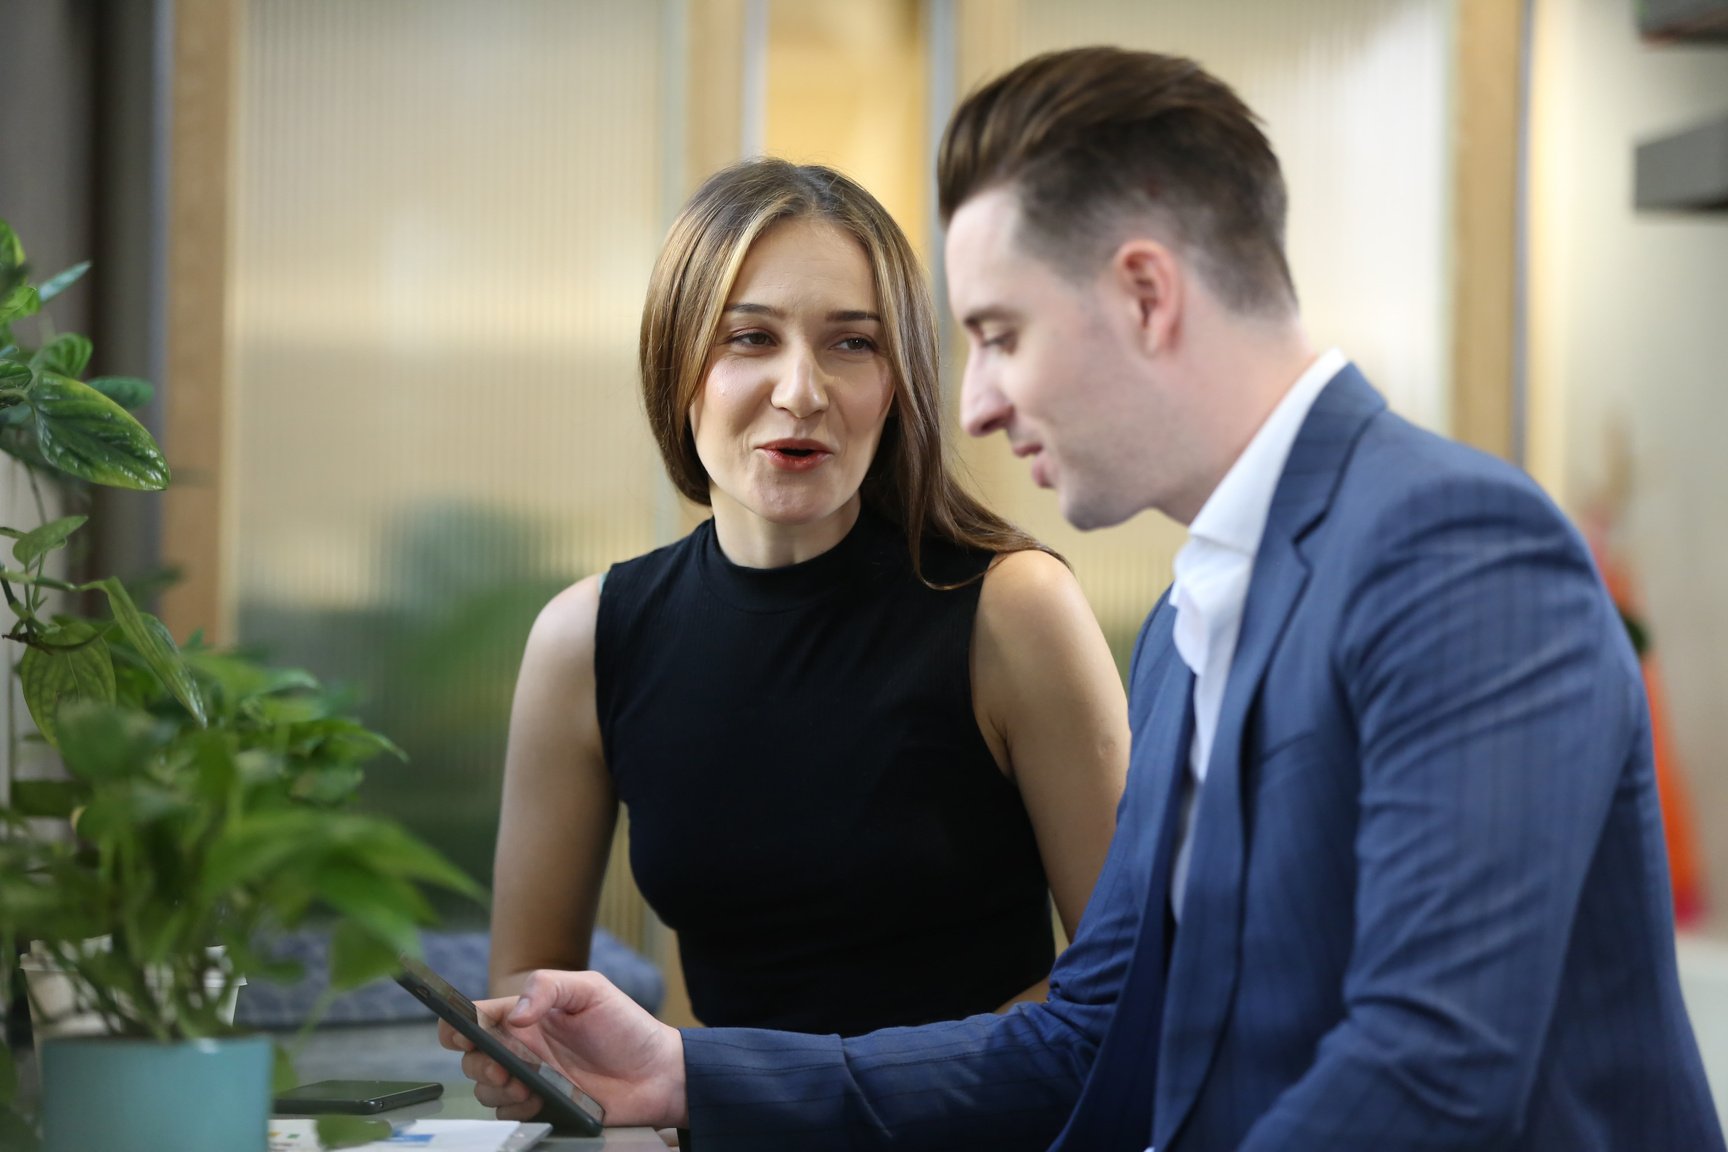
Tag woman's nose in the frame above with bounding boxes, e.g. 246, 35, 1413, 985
771, 348, 829, 419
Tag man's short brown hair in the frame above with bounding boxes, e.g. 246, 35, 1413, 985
938, 46, 1296, 316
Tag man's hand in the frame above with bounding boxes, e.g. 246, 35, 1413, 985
439, 969, 688, 1129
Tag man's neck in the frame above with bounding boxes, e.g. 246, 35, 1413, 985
1165, 317, 1317, 525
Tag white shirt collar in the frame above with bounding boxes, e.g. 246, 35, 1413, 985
1185, 347, 1348, 556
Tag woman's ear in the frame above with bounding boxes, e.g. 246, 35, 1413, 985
1111, 239, 1183, 356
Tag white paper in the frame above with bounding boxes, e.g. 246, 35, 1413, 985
267, 1117, 546, 1152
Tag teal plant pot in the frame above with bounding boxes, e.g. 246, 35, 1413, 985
40, 1033, 272, 1152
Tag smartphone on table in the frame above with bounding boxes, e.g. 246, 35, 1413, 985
274, 1079, 443, 1114
393, 954, 606, 1136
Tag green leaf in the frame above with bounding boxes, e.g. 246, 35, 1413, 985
0, 568, 80, 592
54, 701, 163, 782
0, 1037, 15, 1106
0, 1107, 38, 1152
289, 765, 365, 804
76, 779, 187, 838
0, 283, 39, 326
30, 373, 169, 490
0, 360, 29, 391
36, 260, 91, 304
19, 623, 118, 748
93, 577, 207, 725
87, 375, 154, 410
9, 778, 85, 819
272, 1043, 299, 1094
13, 513, 87, 566
327, 918, 412, 991
0, 220, 23, 272
31, 334, 93, 379
316, 1115, 394, 1149
347, 820, 487, 902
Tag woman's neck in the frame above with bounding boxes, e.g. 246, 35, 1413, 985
708, 494, 865, 569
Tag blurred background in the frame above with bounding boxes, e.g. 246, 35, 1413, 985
2, 0, 1725, 1084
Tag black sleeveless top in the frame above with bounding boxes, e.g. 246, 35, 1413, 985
594, 510, 1054, 1036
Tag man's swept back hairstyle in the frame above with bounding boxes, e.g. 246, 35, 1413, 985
938, 46, 1297, 317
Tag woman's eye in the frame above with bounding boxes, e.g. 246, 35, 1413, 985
980, 331, 1015, 352
729, 330, 772, 347
836, 336, 878, 353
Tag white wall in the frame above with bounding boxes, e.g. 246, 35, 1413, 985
1529, 0, 1728, 941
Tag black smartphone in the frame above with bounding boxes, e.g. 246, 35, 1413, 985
393, 954, 606, 1136
274, 1079, 444, 1114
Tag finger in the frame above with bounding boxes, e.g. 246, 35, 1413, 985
491, 1094, 546, 1123
437, 1020, 475, 1053
509, 967, 615, 1027
460, 1049, 510, 1087
475, 1079, 532, 1110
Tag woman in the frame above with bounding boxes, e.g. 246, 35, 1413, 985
488, 159, 1127, 1037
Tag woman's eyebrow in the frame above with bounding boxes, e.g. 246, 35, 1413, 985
723, 302, 881, 323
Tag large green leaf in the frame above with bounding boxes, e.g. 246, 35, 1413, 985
54, 701, 163, 783
348, 820, 486, 901
0, 1035, 15, 1106
0, 360, 29, 393
31, 333, 93, 379
328, 918, 412, 991
9, 779, 85, 819
0, 220, 23, 272
0, 283, 39, 326
19, 622, 117, 748
36, 260, 91, 304
0, 567, 79, 592
92, 577, 207, 725
31, 374, 169, 490
0, 1108, 37, 1152
87, 375, 154, 410
316, 1115, 393, 1149
76, 779, 187, 839
13, 513, 87, 566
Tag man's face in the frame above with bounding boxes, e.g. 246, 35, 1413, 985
946, 187, 1170, 530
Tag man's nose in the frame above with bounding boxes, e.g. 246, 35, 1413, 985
959, 358, 1010, 439
771, 348, 829, 420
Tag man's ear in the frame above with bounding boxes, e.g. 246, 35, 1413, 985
1110, 239, 1182, 355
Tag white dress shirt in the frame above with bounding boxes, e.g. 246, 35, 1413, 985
1168, 347, 1346, 919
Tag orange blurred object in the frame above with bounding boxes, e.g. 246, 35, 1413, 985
1589, 510, 1706, 928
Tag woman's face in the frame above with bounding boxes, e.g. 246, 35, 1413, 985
690, 217, 895, 563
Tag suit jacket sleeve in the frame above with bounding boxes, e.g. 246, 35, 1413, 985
679, 608, 1171, 1152
1237, 469, 1645, 1149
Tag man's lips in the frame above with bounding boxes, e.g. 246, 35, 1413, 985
1013, 441, 1052, 487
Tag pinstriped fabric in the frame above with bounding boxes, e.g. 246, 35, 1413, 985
680, 367, 1724, 1151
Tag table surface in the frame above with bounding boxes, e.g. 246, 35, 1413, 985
283, 1020, 671, 1147
281, 1083, 671, 1149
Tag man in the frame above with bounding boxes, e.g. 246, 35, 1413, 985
449, 47, 1723, 1151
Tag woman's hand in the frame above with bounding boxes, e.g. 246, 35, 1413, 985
440, 969, 689, 1130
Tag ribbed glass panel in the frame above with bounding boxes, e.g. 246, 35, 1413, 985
952, 0, 1456, 669
231, 0, 677, 933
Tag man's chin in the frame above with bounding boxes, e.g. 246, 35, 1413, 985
1059, 489, 1136, 533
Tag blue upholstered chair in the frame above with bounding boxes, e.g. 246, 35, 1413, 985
234, 928, 663, 1029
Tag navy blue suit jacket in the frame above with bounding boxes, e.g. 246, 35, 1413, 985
682, 367, 1723, 1151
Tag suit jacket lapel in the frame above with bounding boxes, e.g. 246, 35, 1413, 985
1152, 366, 1386, 1149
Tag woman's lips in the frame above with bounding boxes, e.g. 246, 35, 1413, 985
760, 442, 832, 471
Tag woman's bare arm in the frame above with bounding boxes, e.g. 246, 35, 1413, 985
488, 575, 619, 997
971, 549, 1130, 1008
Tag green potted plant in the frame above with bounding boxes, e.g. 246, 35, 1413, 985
0, 220, 484, 1152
